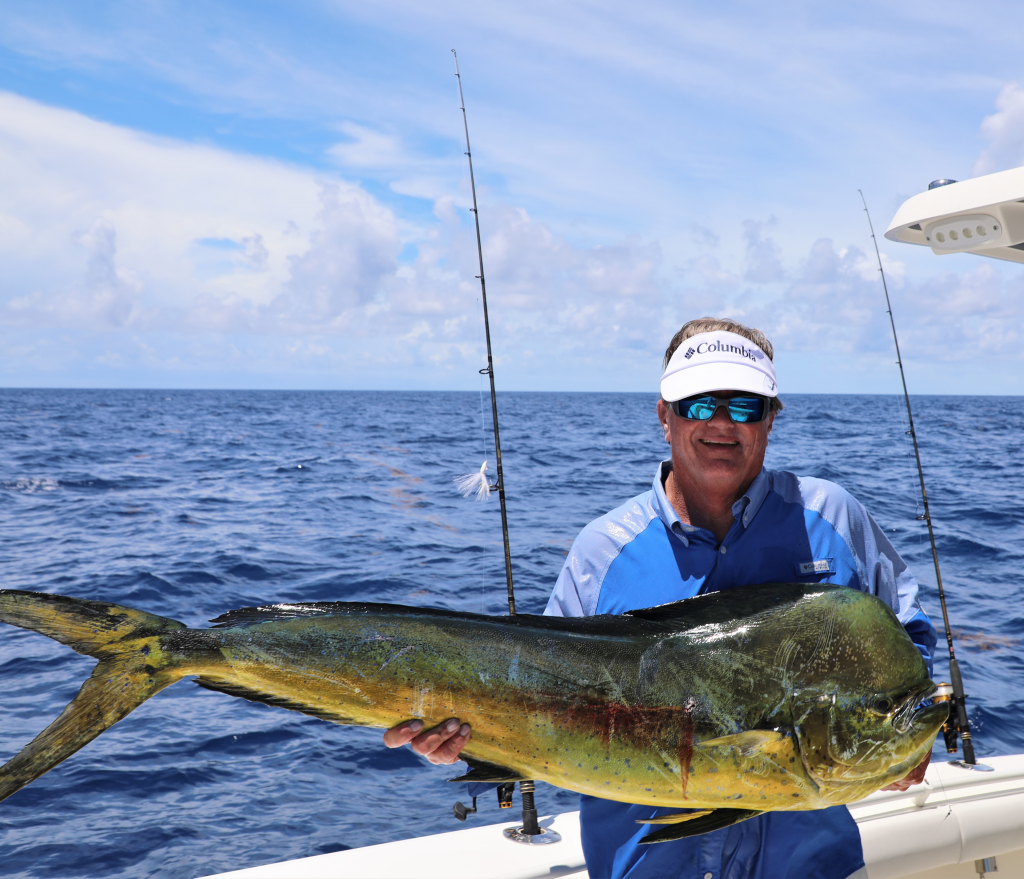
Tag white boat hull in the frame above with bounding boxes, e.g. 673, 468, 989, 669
205, 754, 1024, 879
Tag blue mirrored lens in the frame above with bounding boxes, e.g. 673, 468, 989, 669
726, 397, 765, 423
679, 397, 717, 420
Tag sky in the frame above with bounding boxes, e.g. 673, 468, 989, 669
2, 1, 1024, 394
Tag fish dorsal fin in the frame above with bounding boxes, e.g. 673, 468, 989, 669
621, 582, 844, 625
208, 601, 493, 629
694, 730, 786, 757
638, 808, 761, 843
207, 602, 650, 634
447, 756, 523, 784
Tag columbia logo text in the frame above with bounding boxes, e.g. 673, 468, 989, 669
695, 340, 759, 362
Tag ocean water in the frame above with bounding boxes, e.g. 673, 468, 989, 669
0, 389, 1021, 878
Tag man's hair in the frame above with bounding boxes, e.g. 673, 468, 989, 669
663, 317, 784, 413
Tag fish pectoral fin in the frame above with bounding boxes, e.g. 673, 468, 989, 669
447, 756, 523, 784
636, 809, 714, 825
639, 808, 761, 844
695, 729, 786, 757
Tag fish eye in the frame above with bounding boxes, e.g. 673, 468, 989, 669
870, 695, 894, 715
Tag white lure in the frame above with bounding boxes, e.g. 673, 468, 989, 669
454, 460, 492, 501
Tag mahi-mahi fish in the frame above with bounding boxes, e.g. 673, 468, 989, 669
0, 583, 945, 842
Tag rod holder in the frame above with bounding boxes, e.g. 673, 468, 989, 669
502, 781, 562, 846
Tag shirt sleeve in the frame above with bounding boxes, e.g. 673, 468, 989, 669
544, 557, 583, 618
543, 508, 639, 618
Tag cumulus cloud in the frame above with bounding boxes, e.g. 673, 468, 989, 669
271, 182, 402, 328
5, 218, 146, 329
689, 224, 720, 248
0, 91, 677, 382
974, 82, 1024, 176
3, 89, 1022, 391
735, 238, 1024, 364
742, 219, 786, 284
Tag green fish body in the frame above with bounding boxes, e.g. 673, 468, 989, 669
0, 583, 945, 841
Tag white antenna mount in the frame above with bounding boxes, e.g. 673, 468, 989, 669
885, 166, 1024, 263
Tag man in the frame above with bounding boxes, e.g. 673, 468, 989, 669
385, 317, 937, 879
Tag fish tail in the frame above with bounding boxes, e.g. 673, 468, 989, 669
0, 589, 189, 802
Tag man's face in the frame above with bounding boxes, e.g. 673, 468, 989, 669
656, 390, 774, 496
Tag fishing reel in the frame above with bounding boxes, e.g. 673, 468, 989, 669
452, 782, 515, 821
931, 682, 960, 753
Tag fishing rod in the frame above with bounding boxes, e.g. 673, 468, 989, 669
859, 191, 981, 768
452, 50, 516, 618
450, 52, 558, 845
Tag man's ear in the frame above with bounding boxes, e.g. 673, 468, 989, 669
656, 399, 671, 443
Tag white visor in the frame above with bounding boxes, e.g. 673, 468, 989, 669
660, 331, 778, 401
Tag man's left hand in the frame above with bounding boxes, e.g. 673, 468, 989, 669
881, 750, 931, 791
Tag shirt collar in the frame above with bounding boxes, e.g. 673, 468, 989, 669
651, 462, 771, 541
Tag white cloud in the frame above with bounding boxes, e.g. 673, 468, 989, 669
2, 75, 1023, 391
742, 219, 786, 284
0, 90, 323, 314
328, 122, 408, 169
974, 81, 1024, 176
270, 181, 402, 328
734, 239, 1024, 364
0, 91, 678, 379
5, 219, 146, 329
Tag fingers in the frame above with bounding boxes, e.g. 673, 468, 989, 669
383, 719, 423, 749
422, 723, 472, 765
409, 718, 472, 765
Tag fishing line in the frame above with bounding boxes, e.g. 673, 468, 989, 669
859, 191, 982, 767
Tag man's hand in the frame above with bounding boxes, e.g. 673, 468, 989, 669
882, 750, 931, 792
383, 718, 471, 765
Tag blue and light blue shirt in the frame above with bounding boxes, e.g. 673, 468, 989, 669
543, 463, 938, 879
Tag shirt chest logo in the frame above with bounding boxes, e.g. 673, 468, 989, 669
796, 558, 835, 576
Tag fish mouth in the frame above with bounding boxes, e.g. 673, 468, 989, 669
897, 699, 948, 736
892, 682, 941, 734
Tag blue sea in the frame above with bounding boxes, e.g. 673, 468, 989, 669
0, 389, 1021, 878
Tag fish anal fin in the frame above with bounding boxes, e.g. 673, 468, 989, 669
193, 677, 358, 724
637, 809, 714, 825
447, 756, 523, 784
639, 808, 761, 843
695, 729, 787, 758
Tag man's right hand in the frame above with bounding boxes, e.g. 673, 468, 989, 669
382, 718, 471, 765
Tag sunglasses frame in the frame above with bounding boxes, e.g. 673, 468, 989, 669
670, 394, 771, 424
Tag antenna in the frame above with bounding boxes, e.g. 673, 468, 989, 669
859, 191, 986, 769
452, 50, 516, 618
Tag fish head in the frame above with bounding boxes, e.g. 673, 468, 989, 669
785, 588, 947, 797
793, 679, 946, 793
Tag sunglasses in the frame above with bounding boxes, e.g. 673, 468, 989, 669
670, 394, 769, 424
